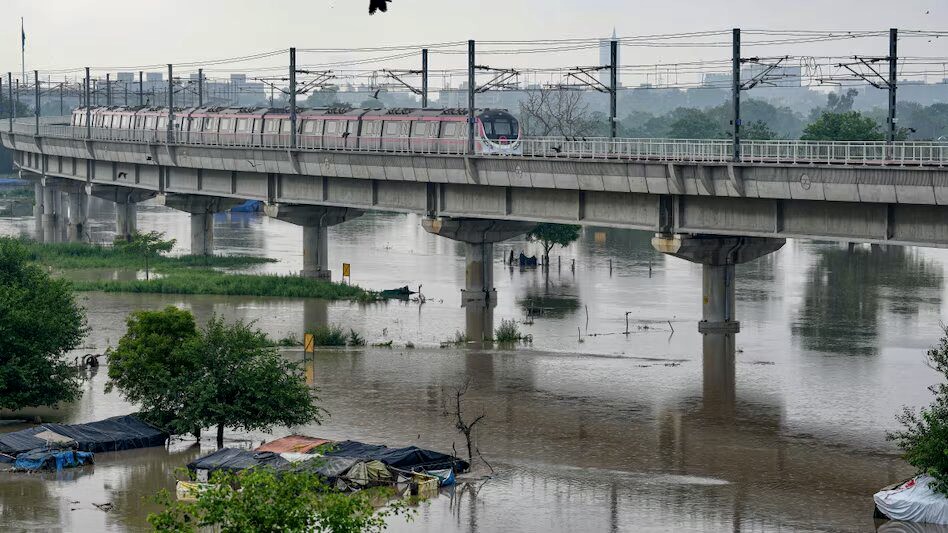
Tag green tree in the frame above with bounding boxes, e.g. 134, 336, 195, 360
666, 108, 723, 139
801, 111, 884, 141
528, 223, 581, 265
742, 120, 777, 141
0, 238, 86, 410
888, 326, 948, 496
114, 231, 175, 279
110, 309, 324, 448
149, 468, 409, 533
106, 307, 201, 434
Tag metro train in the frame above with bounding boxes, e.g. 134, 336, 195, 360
70, 105, 522, 155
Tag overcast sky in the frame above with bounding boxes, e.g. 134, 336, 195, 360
2, 0, 946, 85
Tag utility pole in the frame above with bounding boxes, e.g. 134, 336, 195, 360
124, 81, 128, 106
139, 71, 144, 106
33, 70, 39, 135
93, 79, 98, 106
198, 68, 203, 107
610, 39, 618, 139
167, 64, 174, 143
731, 28, 741, 162
421, 48, 429, 108
84, 68, 91, 139
60, 81, 64, 115
6, 73, 11, 131
106, 73, 112, 106
887, 28, 898, 145
467, 39, 475, 154
289, 47, 297, 148
14, 79, 19, 120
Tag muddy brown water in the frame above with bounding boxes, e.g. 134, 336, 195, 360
0, 199, 946, 532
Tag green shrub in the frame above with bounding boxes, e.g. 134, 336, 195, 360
494, 319, 522, 343
888, 327, 948, 496
311, 325, 347, 347
347, 329, 366, 347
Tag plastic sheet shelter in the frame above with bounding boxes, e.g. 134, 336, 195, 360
187, 448, 289, 478
255, 435, 332, 454
874, 475, 948, 525
324, 440, 469, 473
0, 415, 168, 455
13, 449, 94, 472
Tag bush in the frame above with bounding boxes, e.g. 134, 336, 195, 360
311, 324, 348, 347
494, 319, 522, 343
347, 329, 366, 347
888, 327, 948, 496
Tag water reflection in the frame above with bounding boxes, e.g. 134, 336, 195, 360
794, 244, 943, 356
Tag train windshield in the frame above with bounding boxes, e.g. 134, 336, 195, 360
479, 112, 519, 141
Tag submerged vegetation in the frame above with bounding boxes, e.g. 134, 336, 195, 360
309, 324, 369, 347
12, 238, 378, 302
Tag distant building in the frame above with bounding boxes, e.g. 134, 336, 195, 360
702, 63, 802, 89
116, 72, 134, 83
599, 29, 620, 87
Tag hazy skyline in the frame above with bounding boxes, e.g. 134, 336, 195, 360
2, 0, 946, 87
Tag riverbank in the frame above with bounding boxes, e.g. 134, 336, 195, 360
17, 239, 379, 302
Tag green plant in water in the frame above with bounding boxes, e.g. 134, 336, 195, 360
113, 231, 176, 280
276, 333, 304, 347
347, 329, 366, 347
888, 326, 948, 496
311, 324, 348, 347
494, 319, 523, 343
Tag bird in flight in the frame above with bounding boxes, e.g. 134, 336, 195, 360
369, 0, 391, 14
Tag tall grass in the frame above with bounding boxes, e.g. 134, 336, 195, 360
311, 325, 348, 347
18, 239, 275, 270
494, 319, 522, 343
71, 269, 379, 301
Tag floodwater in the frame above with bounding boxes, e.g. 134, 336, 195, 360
1, 198, 947, 532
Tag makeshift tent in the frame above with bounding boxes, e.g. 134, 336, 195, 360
0, 415, 168, 456
344, 460, 393, 487
187, 448, 289, 479
427, 468, 456, 487
13, 448, 94, 472
255, 435, 332, 454
874, 475, 948, 525
324, 440, 469, 473
284, 456, 359, 482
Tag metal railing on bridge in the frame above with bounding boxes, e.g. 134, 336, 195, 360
3, 118, 947, 167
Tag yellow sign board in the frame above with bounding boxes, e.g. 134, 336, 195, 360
342, 263, 351, 277
304, 333, 315, 353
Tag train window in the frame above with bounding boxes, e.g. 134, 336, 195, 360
237, 118, 249, 132
220, 118, 233, 132
326, 121, 341, 135
411, 122, 429, 137
383, 122, 401, 136
302, 121, 316, 133
363, 121, 381, 135
204, 118, 217, 131
442, 122, 459, 137
282, 120, 292, 133
145, 117, 155, 129
265, 120, 280, 133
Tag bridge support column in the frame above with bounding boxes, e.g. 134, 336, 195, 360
89, 185, 157, 242
423, 217, 536, 341
32, 177, 44, 235
264, 204, 363, 279
159, 194, 241, 256
652, 234, 785, 355
66, 191, 88, 242
41, 183, 60, 243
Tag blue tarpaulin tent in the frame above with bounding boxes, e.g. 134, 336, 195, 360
14, 448, 94, 472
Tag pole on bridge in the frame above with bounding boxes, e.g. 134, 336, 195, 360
198, 68, 203, 107
33, 70, 39, 135
887, 28, 898, 145
84, 68, 91, 139
167, 64, 174, 143
93, 79, 98, 106
421, 48, 429, 109
289, 47, 297, 149
467, 39, 475, 155
14, 79, 19, 120
138, 71, 144, 106
60, 81, 63, 116
6, 73, 11, 132
731, 27, 741, 162
610, 39, 618, 139
124, 81, 128, 106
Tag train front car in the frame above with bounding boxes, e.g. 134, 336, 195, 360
476, 110, 522, 155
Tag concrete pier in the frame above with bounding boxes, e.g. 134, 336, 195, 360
160, 194, 240, 255
265, 204, 363, 279
66, 191, 87, 242
652, 234, 785, 356
423, 217, 535, 341
89, 185, 157, 242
